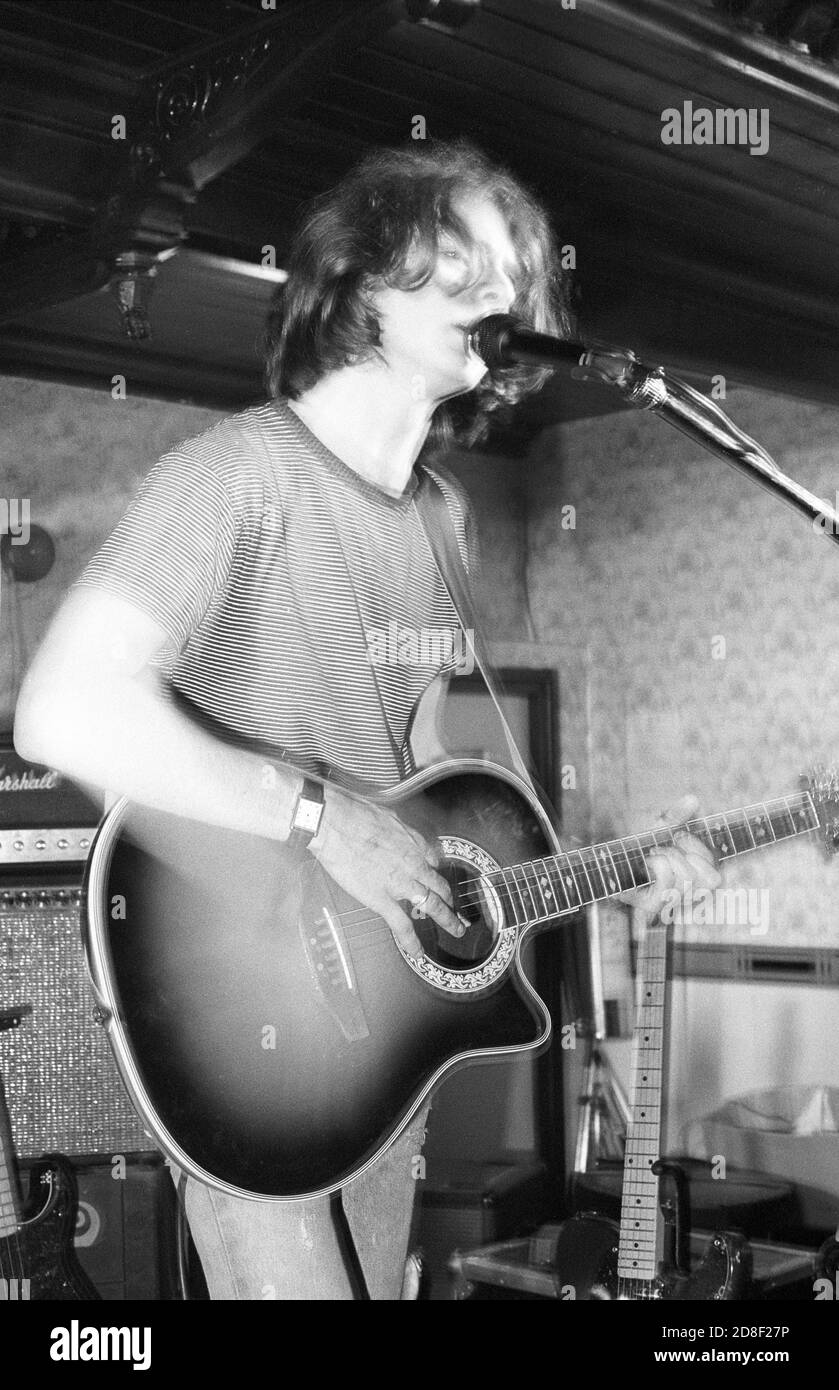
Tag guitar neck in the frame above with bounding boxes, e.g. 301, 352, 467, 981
0, 1077, 22, 1237
615, 922, 670, 1296
486, 789, 819, 929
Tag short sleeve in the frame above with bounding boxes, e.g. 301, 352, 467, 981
76, 447, 238, 652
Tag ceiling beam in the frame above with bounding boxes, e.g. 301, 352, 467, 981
576, 0, 839, 116
0, 0, 409, 333
137, 0, 406, 191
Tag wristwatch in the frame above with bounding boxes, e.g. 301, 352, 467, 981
287, 777, 325, 850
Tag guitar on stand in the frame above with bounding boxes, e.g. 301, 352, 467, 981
552, 919, 752, 1299
0, 1006, 99, 1301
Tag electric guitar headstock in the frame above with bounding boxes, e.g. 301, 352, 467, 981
803, 764, 839, 857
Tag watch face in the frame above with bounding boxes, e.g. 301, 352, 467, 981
293, 797, 324, 835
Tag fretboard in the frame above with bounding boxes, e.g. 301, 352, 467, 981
616, 923, 669, 1297
0, 1083, 22, 1238
479, 790, 818, 930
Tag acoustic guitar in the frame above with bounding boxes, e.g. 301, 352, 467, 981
82, 758, 839, 1200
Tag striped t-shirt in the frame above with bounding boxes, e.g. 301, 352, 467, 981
77, 400, 477, 790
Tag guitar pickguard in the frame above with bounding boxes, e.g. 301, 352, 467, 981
551, 1213, 752, 1300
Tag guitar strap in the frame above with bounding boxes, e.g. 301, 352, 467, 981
415, 468, 538, 794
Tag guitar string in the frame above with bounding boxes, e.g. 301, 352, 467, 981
323, 789, 817, 924
307, 798, 818, 947
0, 1080, 25, 1289
1, 1049, 38, 1293
0, 1151, 26, 1293
333, 791, 815, 910
316, 838, 813, 953
302, 811, 816, 950
2, 1146, 27, 1290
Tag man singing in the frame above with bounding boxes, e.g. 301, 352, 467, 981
14, 138, 718, 1299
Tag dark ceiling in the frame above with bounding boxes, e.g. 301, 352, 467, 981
2, 0, 839, 451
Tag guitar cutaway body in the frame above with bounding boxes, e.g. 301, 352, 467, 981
84, 761, 565, 1199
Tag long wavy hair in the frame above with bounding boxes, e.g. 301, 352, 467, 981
264, 139, 571, 454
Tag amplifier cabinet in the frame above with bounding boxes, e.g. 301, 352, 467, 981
19, 1153, 179, 1300
0, 880, 149, 1157
416, 1160, 549, 1300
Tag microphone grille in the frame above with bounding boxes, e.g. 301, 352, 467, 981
468, 313, 520, 370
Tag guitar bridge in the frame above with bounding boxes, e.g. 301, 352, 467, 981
299, 904, 370, 1044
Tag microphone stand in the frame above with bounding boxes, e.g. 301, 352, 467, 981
573, 347, 839, 544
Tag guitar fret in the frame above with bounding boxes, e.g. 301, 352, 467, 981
552, 854, 581, 911
721, 812, 755, 855
767, 800, 796, 840
567, 849, 595, 907
616, 920, 670, 1284
743, 802, 776, 846
774, 797, 798, 838
584, 847, 610, 900
596, 843, 623, 896
622, 836, 651, 890
741, 812, 758, 851
492, 871, 521, 927
703, 815, 737, 859
501, 868, 526, 925
518, 862, 543, 923
540, 858, 572, 915
607, 839, 640, 894
509, 865, 534, 923
677, 793, 818, 870
791, 795, 819, 833
0, 1107, 22, 1229
528, 860, 554, 918
515, 862, 537, 920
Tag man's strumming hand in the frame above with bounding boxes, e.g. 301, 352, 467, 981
307, 784, 466, 958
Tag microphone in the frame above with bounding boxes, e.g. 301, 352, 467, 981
467, 313, 839, 546
468, 313, 590, 372
468, 313, 651, 399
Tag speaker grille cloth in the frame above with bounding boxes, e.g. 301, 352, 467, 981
0, 897, 149, 1156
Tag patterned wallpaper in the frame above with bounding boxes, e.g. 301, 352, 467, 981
526, 386, 839, 946
0, 376, 223, 727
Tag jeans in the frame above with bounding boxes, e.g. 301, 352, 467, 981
171, 1103, 431, 1300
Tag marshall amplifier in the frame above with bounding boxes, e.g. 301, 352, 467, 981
0, 738, 101, 865
0, 739, 148, 1156
0, 879, 150, 1157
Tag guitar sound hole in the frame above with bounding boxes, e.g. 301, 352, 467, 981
412, 859, 502, 968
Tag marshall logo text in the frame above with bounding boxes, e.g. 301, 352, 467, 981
0, 765, 60, 792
